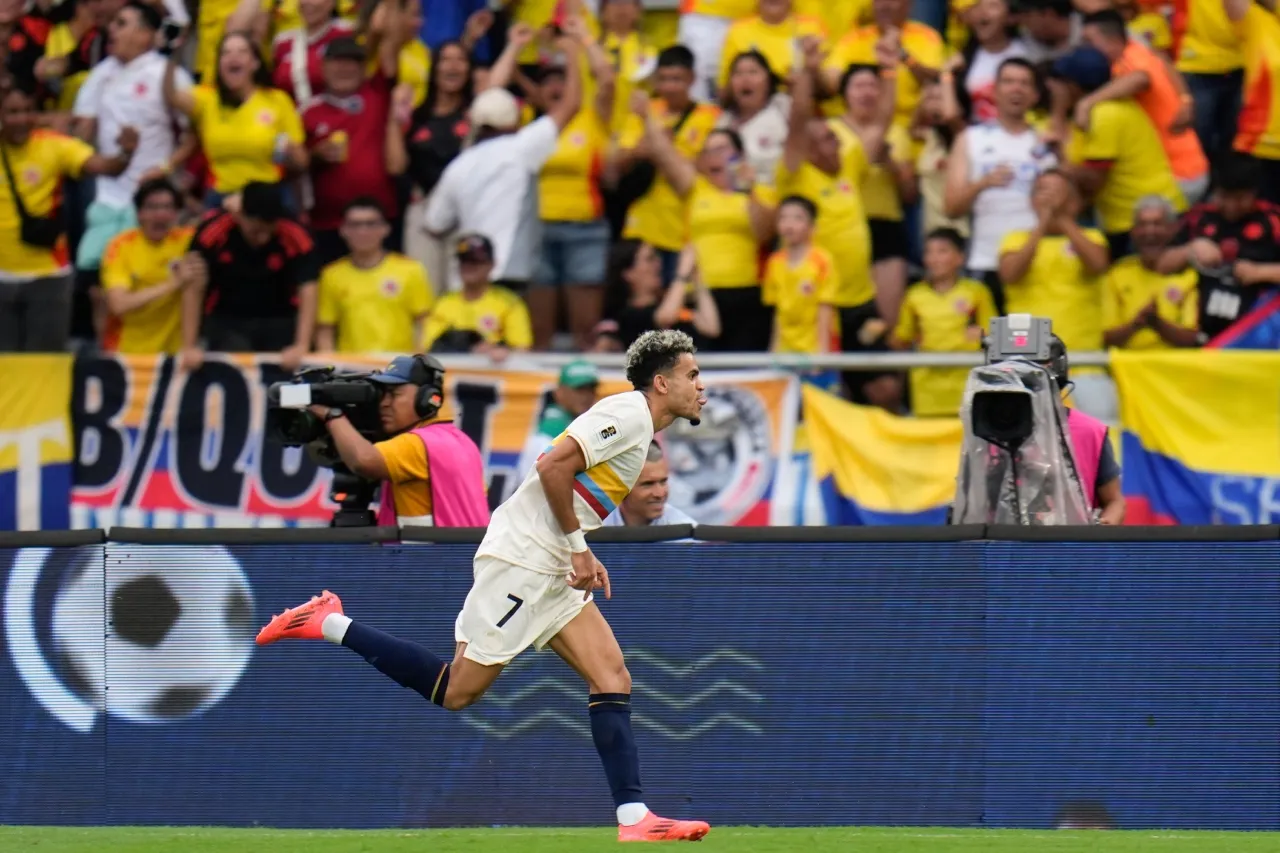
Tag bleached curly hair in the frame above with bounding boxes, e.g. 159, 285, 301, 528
624, 329, 697, 391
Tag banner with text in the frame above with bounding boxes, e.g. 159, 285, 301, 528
0, 355, 75, 531
67, 355, 800, 529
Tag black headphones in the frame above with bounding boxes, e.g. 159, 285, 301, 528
1046, 334, 1070, 387
405, 354, 446, 419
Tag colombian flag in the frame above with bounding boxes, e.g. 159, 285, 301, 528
0, 355, 74, 530
802, 384, 962, 525
1112, 350, 1280, 524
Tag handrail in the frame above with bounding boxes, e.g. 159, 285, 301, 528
417, 351, 1115, 371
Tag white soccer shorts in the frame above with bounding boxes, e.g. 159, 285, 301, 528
454, 555, 591, 666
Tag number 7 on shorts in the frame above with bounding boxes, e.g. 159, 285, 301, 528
496, 594, 524, 628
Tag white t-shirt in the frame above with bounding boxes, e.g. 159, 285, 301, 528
73, 52, 191, 210
478, 390, 655, 574
72, 50, 189, 210
424, 116, 561, 282
965, 121, 1057, 272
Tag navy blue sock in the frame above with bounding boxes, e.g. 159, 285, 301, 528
341, 621, 450, 707
589, 693, 643, 807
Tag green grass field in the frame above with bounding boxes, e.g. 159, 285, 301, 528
2, 826, 1277, 852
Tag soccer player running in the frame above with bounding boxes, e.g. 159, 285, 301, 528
256, 330, 710, 842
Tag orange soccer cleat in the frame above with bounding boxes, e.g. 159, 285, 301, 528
618, 811, 711, 842
255, 590, 344, 646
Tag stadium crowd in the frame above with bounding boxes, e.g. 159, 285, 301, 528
0, 0, 1278, 422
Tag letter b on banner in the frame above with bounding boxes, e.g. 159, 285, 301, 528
72, 357, 128, 489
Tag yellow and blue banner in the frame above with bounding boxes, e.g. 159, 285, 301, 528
802, 384, 962, 525
1113, 350, 1280, 524
0, 355, 75, 530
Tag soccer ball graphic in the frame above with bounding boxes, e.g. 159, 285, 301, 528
51, 545, 256, 725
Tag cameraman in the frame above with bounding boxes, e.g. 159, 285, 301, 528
1045, 336, 1126, 525
309, 354, 490, 527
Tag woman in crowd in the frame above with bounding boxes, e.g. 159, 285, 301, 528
945, 0, 1026, 123
379, 0, 492, 113
834, 63, 914, 334
780, 36, 902, 410
388, 0, 430, 111
602, 239, 721, 350
391, 24, 529, 294
597, 0, 655, 139
390, 50, 469, 295
530, 15, 616, 352
164, 31, 307, 208
715, 50, 790, 187
640, 91, 776, 352
223, 0, 355, 104
911, 82, 970, 241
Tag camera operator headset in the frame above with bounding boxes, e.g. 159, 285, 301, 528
310, 354, 491, 527
1043, 335, 1126, 525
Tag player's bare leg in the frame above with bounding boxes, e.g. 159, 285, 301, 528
439, 642, 504, 710
549, 603, 711, 842
255, 591, 503, 710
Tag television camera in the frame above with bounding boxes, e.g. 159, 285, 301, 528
266, 367, 387, 528
950, 315, 1093, 526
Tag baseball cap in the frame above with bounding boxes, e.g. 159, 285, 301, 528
559, 359, 599, 389
469, 88, 521, 132
323, 36, 366, 62
369, 354, 443, 386
455, 233, 494, 264
1050, 46, 1112, 94
369, 355, 420, 386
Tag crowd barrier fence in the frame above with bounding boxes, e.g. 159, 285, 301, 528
1, 525, 1277, 830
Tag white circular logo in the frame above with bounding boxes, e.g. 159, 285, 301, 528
661, 385, 773, 524
7, 545, 256, 731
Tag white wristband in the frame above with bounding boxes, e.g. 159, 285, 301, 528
566, 529, 588, 553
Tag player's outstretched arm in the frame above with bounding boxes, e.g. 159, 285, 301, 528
536, 439, 610, 600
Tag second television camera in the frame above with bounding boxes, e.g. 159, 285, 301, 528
951, 315, 1093, 526
266, 367, 388, 527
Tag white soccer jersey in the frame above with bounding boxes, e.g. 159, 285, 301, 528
477, 391, 654, 574
965, 121, 1058, 272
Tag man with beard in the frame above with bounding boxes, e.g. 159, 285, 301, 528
944, 57, 1057, 312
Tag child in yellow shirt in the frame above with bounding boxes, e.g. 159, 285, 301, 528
762, 195, 840, 356
891, 228, 996, 417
